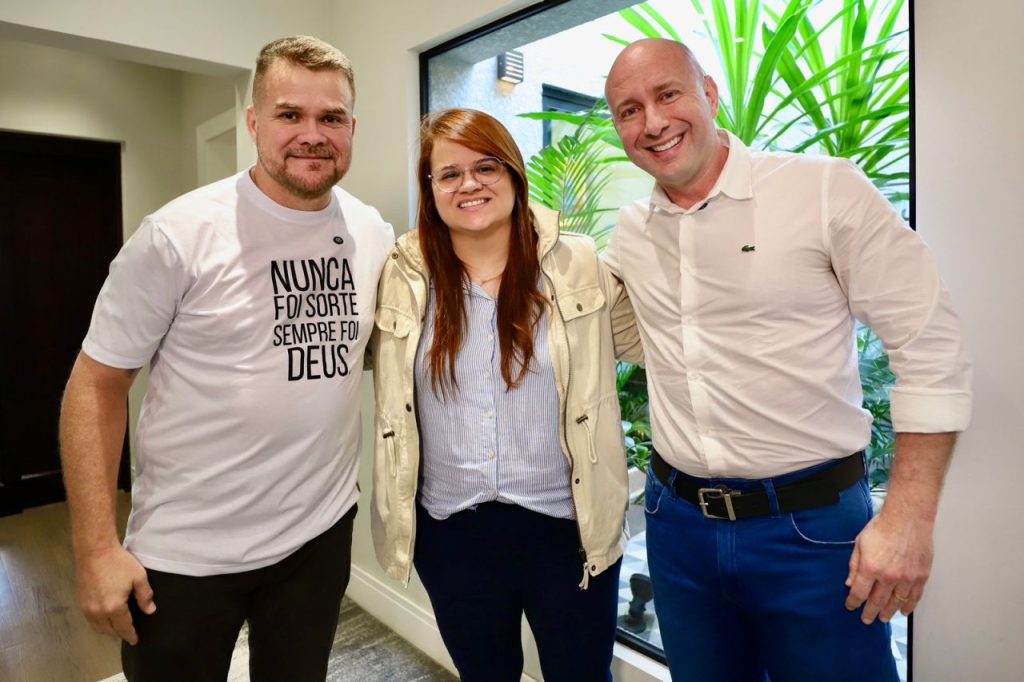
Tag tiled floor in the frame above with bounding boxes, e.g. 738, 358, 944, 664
616, 530, 909, 681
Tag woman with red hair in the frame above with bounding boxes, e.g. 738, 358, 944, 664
370, 108, 642, 681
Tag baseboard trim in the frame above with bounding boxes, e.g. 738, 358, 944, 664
612, 642, 672, 681
345, 566, 456, 675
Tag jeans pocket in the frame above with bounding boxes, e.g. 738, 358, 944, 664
643, 468, 667, 516
789, 479, 872, 546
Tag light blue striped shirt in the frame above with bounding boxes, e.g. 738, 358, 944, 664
415, 282, 574, 521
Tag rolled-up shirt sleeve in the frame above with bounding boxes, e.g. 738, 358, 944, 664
827, 158, 972, 433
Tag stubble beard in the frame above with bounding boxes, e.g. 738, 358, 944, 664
260, 148, 349, 201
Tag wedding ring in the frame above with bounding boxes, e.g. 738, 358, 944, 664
893, 592, 909, 602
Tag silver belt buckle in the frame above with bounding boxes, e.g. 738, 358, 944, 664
697, 486, 738, 521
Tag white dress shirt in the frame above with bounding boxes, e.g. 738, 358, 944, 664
604, 131, 971, 479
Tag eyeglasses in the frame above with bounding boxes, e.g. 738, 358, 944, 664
429, 157, 506, 193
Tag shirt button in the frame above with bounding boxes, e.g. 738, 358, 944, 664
487, 451, 496, 459
487, 334, 494, 342
486, 410, 495, 418
489, 489, 497, 496
483, 371, 491, 378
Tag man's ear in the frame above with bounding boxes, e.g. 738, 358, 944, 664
350, 115, 357, 138
704, 75, 721, 119
246, 106, 258, 143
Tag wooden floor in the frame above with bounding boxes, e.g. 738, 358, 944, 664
0, 493, 131, 682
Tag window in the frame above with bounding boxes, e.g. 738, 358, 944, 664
539, 84, 598, 147
423, 0, 910, 677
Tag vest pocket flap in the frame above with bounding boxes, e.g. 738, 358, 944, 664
559, 285, 606, 321
374, 306, 415, 339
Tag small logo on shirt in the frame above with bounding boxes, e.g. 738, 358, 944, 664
741, 244, 756, 253
333, 236, 344, 245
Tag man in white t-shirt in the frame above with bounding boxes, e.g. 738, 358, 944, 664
59, 35, 394, 681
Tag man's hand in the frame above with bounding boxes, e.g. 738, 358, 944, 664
844, 507, 933, 624
843, 431, 956, 625
76, 545, 155, 645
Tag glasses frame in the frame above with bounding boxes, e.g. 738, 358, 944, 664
428, 157, 507, 193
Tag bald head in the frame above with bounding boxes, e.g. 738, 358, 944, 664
606, 39, 706, 102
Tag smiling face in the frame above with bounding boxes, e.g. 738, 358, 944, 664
429, 138, 516, 240
246, 60, 355, 210
605, 40, 728, 208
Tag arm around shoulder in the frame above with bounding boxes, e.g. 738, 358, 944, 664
599, 259, 644, 365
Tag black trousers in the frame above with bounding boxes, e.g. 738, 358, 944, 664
414, 502, 620, 682
121, 505, 356, 682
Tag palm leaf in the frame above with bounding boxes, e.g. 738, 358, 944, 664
524, 122, 617, 249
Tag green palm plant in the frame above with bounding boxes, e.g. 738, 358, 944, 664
617, 362, 652, 471
857, 324, 896, 487
524, 111, 619, 249
767, 0, 910, 203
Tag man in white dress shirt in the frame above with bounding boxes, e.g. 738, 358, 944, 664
603, 39, 971, 681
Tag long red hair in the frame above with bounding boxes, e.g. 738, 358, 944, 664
417, 108, 547, 395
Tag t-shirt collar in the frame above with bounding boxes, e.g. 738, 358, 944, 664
238, 166, 341, 225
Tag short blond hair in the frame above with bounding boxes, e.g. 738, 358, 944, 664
253, 35, 355, 105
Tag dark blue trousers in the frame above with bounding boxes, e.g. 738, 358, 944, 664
645, 461, 899, 682
414, 502, 620, 682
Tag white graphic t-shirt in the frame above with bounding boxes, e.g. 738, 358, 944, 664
83, 170, 395, 575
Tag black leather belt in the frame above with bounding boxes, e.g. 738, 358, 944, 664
650, 449, 865, 521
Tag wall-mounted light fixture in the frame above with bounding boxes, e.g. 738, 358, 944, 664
497, 51, 525, 84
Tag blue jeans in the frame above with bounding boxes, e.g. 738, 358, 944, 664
414, 502, 619, 682
644, 461, 898, 682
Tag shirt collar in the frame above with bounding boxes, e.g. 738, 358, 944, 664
646, 130, 753, 220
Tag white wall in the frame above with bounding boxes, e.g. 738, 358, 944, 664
914, 1, 1024, 679
0, 0, 334, 73
180, 72, 241, 189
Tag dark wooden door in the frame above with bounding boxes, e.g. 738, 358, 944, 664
0, 131, 130, 516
